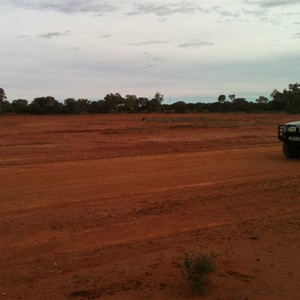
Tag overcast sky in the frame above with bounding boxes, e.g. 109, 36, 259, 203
0, 0, 299, 102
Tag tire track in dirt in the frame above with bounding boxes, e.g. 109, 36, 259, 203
1, 145, 299, 213
1, 173, 299, 274
1, 114, 300, 299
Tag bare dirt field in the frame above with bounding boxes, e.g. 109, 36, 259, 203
0, 113, 300, 300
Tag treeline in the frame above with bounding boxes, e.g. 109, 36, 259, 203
0, 83, 299, 115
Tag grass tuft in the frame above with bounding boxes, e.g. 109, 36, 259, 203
182, 252, 215, 294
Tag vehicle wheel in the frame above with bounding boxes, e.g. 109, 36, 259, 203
283, 142, 300, 159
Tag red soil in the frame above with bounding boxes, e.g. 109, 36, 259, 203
0, 113, 300, 299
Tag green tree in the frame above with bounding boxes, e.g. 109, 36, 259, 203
104, 93, 123, 112
0, 88, 7, 113
268, 84, 300, 113
137, 97, 149, 111
255, 96, 269, 104
232, 97, 250, 112
12, 99, 29, 113
286, 83, 300, 113
145, 92, 164, 112
228, 94, 236, 102
218, 94, 226, 103
29, 96, 61, 114
154, 92, 164, 103
76, 99, 91, 114
64, 98, 77, 113
124, 94, 138, 112
288, 83, 300, 93
88, 100, 109, 113
172, 101, 188, 113
64, 98, 92, 114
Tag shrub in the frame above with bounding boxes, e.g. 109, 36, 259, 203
182, 252, 215, 294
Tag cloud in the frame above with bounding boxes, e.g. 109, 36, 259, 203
242, 1, 300, 24
128, 1, 209, 16
142, 64, 159, 69
261, 0, 300, 7
178, 40, 214, 48
102, 34, 111, 39
10, 0, 118, 14
241, 8, 270, 21
38, 31, 70, 39
141, 52, 167, 64
293, 32, 300, 39
245, 0, 300, 7
153, 57, 166, 63
128, 40, 170, 46
212, 6, 240, 19
17, 35, 31, 39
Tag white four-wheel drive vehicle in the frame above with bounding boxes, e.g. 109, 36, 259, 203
278, 121, 300, 158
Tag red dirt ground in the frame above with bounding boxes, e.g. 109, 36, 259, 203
0, 113, 299, 300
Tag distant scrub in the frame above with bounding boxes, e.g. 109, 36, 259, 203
0, 83, 299, 115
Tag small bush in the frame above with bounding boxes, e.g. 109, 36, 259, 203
182, 252, 215, 294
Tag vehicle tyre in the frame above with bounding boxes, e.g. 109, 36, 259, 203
283, 142, 300, 159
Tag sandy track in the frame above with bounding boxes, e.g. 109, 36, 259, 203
0, 114, 300, 299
